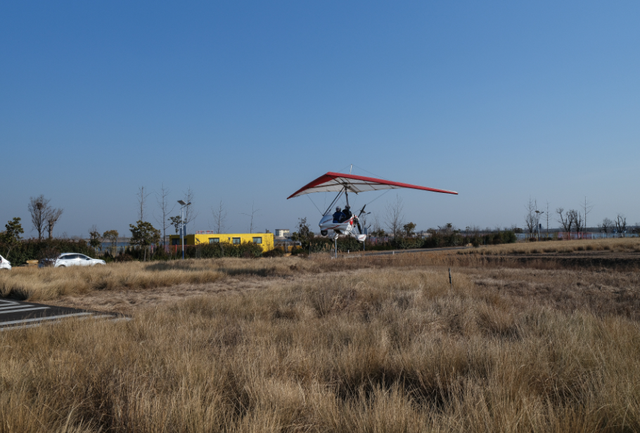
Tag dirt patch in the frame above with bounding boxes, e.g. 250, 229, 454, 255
45, 272, 347, 315
46, 275, 284, 315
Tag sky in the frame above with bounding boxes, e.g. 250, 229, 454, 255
2, 1, 639, 239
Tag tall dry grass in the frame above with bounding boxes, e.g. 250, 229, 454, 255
1, 268, 639, 432
460, 237, 640, 255
0, 257, 319, 301
2, 243, 636, 302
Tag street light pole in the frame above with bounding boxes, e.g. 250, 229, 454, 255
535, 210, 544, 241
177, 200, 191, 260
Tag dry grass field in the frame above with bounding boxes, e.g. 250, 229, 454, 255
464, 237, 640, 255
1, 238, 639, 432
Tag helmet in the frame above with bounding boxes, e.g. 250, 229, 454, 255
336, 207, 341, 211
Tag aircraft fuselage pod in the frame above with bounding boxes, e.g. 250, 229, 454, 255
319, 214, 366, 242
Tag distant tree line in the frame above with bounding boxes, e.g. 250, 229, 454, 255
524, 197, 638, 239
289, 219, 516, 255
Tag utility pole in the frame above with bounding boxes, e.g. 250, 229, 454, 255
178, 200, 191, 259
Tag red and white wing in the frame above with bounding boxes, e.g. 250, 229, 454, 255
287, 172, 458, 199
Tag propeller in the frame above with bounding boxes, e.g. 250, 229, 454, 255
356, 204, 369, 234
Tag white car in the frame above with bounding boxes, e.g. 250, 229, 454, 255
52, 253, 106, 268
0, 255, 11, 270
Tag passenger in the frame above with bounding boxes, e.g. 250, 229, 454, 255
333, 207, 344, 223
342, 206, 352, 222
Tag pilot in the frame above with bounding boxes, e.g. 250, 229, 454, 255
342, 206, 352, 222
333, 207, 344, 223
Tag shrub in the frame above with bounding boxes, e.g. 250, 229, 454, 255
263, 248, 285, 258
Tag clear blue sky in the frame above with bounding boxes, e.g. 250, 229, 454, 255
2, 1, 639, 238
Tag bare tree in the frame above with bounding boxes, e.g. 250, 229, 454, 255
46, 208, 63, 239
557, 208, 572, 233
599, 218, 614, 234
568, 209, 583, 234
545, 202, 550, 238
211, 200, 227, 234
615, 214, 627, 236
137, 186, 151, 222
385, 194, 404, 238
28, 195, 50, 240
155, 184, 175, 246
182, 187, 198, 230
243, 202, 260, 233
524, 198, 537, 239
582, 197, 593, 233
28, 195, 62, 240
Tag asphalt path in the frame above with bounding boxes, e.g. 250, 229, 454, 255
0, 299, 126, 330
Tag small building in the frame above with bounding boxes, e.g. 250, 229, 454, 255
169, 232, 275, 252
275, 229, 290, 238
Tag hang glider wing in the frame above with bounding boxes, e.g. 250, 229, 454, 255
287, 172, 458, 199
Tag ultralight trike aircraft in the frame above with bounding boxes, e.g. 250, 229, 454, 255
287, 172, 458, 243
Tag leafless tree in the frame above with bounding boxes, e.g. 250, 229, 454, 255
28, 195, 50, 240
545, 202, 550, 238
155, 184, 174, 246
568, 209, 583, 234
385, 194, 404, 238
582, 197, 593, 232
211, 200, 227, 234
243, 202, 260, 233
599, 218, 614, 233
46, 208, 63, 239
182, 187, 198, 229
557, 208, 572, 233
615, 214, 627, 236
28, 195, 63, 240
137, 186, 151, 222
524, 198, 537, 238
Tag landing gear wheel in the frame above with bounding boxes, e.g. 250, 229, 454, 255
321, 230, 328, 236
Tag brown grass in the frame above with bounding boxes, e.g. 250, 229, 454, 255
0, 257, 318, 301
1, 247, 640, 431
459, 237, 640, 256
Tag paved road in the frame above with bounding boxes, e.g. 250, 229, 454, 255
0, 299, 126, 330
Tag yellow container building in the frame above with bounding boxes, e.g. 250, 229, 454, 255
169, 232, 275, 252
